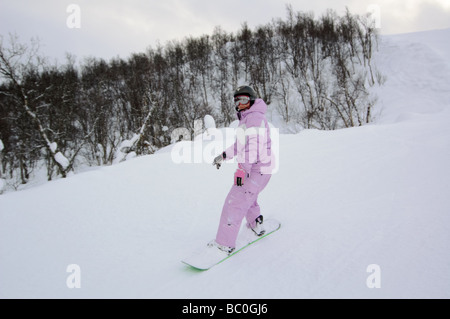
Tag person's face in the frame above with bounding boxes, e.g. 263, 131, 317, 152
234, 95, 251, 111
238, 101, 250, 110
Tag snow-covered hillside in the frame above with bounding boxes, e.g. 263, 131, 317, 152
1, 29, 450, 299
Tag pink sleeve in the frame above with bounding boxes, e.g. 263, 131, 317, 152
224, 141, 237, 160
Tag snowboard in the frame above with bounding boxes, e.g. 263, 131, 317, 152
182, 219, 281, 270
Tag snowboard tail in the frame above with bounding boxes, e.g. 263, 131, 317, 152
182, 219, 281, 270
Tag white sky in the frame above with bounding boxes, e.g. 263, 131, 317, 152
1, 0, 450, 63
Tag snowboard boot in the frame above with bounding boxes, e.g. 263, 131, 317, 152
250, 215, 266, 237
208, 240, 235, 255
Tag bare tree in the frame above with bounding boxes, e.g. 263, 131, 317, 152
0, 7, 384, 190
0, 34, 72, 179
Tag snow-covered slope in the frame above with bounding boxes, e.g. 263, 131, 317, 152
1, 29, 450, 299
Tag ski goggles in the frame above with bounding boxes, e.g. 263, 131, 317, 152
234, 95, 251, 107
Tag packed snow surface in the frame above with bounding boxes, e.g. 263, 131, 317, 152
1, 29, 450, 298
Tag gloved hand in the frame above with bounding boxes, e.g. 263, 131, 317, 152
234, 164, 249, 186
213, 152, 226, 169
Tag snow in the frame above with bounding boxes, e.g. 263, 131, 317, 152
55, 152, 70, 170
204, 114, 216, 130
114, 134, 140, 164
1, 29, 450, 299
49, 142, 57, 153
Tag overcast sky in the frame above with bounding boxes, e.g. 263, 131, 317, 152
1, 0, 449, 63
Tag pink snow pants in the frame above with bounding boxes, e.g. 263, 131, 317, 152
215, 172, 271, 248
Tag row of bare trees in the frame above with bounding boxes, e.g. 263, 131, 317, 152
0, 7, 383, 189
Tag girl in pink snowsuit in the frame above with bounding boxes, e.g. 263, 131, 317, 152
212, 86, 274, 253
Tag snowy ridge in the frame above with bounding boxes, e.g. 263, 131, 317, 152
1, 29, 450, 298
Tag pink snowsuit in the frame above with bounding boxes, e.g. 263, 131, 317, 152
215, 98, 274, 248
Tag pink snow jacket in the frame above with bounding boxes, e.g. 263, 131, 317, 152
224, 98, 274, 175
